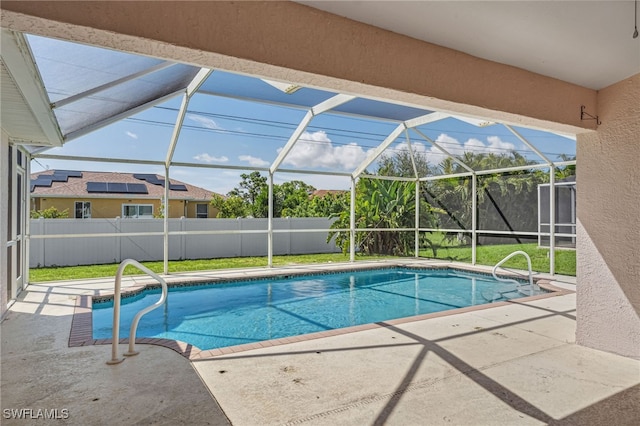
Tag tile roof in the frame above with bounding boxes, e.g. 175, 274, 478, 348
30, 170, 219, 201
311, 189, 347, 198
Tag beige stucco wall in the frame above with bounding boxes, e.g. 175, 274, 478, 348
185, 201, 216, 219
35, 198, 194, 218
576, 73, 640, 359
34, 197, 218, 219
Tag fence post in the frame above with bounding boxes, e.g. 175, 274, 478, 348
115, 217, 121, 263
180, 216, 186, 260
288, 217, 292, 255
38, 217, 45, 267
238, 217, 243, 257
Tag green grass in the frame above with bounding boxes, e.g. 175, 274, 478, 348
28, 253, 393, 282
29, 241, 575, 282
420, 243, 576, 276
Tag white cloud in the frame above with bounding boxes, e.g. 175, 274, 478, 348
281, 130, 369, 170
239, 155, 269, 167
187, 114, 221, 130
125, 131, 138, 139
425, 133, 516, 165
193, 153, 229, 163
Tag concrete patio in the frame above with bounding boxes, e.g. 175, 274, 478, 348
2, 261, 639, 425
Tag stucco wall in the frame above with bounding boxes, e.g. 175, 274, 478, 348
576, 73, 640, 359
186, 201, 216, 219
34, 198, 202, 218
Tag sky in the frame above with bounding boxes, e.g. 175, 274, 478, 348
28, 37, 577, 195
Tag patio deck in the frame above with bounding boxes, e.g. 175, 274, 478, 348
1, 260, 638, 425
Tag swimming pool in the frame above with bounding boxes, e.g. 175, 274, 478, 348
92, 267, 543, 351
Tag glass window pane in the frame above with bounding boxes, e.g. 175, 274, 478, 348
75, 202, 83, 219
196, 203, 208, 218
138, 205, 153, 218
123, 205, 136, 218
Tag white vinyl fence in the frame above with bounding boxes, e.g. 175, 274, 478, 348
30, 217, 340, 267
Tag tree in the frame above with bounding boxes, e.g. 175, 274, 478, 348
211, 194, 249, 218
227, 171, 268, 217
278, 181, 316, 217
211, 175, 346, 219
377, 148, 432, 177
30, 206, 69, 219
329, 177, 441, 256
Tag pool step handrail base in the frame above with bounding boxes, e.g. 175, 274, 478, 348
492, 251, 536, 296
107, 259, 168, 365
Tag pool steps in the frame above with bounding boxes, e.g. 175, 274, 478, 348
106, 259, 168, 365
491, 251, 537, 298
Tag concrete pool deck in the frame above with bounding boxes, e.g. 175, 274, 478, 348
2, 260, 639, 425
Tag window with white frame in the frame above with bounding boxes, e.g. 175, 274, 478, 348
75, 201, 91, 219
122, 204, 153, 219
196, 203, 208, 219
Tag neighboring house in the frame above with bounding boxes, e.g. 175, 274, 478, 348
310, 189, 346, 198
30, 170, 220, 219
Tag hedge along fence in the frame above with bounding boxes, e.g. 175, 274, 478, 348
29, 217, 340, 267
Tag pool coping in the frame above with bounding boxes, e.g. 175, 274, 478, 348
69, 264, 574, 361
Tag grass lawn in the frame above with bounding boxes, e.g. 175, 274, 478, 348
29, 243, 575, 282
28, 253, 392, 282
420, 243, 576, 276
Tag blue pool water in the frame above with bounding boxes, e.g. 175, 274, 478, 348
92, 268, 540, 350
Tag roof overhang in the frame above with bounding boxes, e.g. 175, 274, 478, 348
0, 29, 63, 148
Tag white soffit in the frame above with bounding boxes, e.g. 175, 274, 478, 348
299, 1, 640, 90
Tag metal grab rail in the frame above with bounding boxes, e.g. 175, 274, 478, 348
492, 250, 535, 296
107, 259, 168, 365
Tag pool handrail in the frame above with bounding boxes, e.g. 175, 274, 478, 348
492, 250, 536, 296
107, 259, 168, 365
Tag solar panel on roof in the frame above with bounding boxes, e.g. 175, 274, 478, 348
133, 173, 157, 180
133, 174, 165, 186
32, 177, 53, 188
126, 183, 148, 194
50, 175, 69, 182
149, 177, 165, 186
86, 182, 108, 193
106, 182, 128, 193
169, 184, 187, 191
54, 170, 83, 178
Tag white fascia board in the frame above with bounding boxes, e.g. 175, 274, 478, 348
1, 30, 63, 146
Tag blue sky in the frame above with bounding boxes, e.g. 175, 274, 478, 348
29, 37, 576, 195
